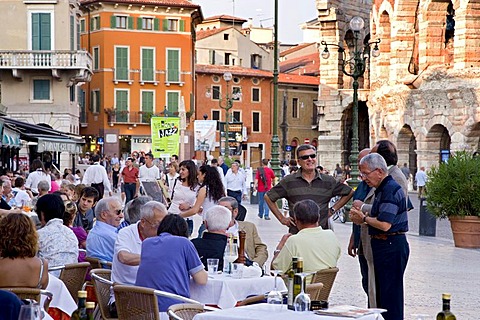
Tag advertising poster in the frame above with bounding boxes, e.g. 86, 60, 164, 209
194, 120, 217, 151
151, 117, 180, 158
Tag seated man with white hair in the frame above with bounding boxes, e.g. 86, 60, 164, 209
109, 200, 168, 317
191, 205, 232, 271
86, 197, 124, 262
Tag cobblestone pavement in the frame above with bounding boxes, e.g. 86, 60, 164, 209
221, 197, 480, 319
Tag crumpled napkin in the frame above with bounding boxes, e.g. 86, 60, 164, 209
241, 262, 263, 278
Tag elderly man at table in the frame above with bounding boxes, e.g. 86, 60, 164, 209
110, 201, 168, 316
37, 194, 79, 276
220, 196, 268, 267
117, 195, 152, 231
191, 205, 231, 271
86, 197, 124, 262
350, 153, 409, 320
271, 199, 341, 278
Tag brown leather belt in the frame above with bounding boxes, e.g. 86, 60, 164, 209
371, 232, 406, 240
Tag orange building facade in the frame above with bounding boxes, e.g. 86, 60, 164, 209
195, 65, 273, 169
79, 0, 202, 159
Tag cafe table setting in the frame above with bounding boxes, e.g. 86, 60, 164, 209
41, 274, 77, 320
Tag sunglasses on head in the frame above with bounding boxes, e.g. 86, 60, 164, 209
299, 154, 316, 160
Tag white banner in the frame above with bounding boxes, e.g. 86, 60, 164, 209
131, 136, 152, 154
194, 120, 217, 151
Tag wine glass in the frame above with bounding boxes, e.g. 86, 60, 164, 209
224, 241, 238, 275
18, 303, 42, 320
294, 272, 312, 312
368, 308, 387, 320
267, 270, 284, 307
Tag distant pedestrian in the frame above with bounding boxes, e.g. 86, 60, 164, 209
82, 154, 112, 199
121, 157, 139, 204
254, 159, 275, 220
415, 167, 427, 199
400, 163, 410, 181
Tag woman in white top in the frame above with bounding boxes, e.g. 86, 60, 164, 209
25, 159, 51, 195
180, 165, 226, 237
167, 160, 198, 236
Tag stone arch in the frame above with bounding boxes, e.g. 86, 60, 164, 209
452, 0, 480, 68
377, 11, 392, 84
426, 124, 451, 163
397, 124, 417, 179
341, 101, 370, 165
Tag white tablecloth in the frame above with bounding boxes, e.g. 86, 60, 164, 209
193, 303, 385, 320
190, 274, 287, 309
41, 275, 77, 316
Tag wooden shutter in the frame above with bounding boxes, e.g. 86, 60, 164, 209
116, 47, 128, 80
162, 19, 168, 31
142, 48, 154, 81
128, 17, 134, 29
137, 17, 142, 30
32, 13, 51, 50
167, 92, 179, 113
96, 16, 101, 30
142, 91, 154, 113
110, 15, 116, 28
179, 20, 185, 32
154, 18, 159, 31
167, 49, 179, 82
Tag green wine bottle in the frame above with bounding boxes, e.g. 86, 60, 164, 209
71, 290, 88, 320
85, 302, 95, 320
293, 257, 305, 300
436, 293, 456, 320
286, 257, 298, 310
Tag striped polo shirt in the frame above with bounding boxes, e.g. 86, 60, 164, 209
369, 175, 409, 235
267, 169, 352, 230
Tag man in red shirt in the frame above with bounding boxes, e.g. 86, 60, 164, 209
254, 159, 275, 220
121, 157, 139, 204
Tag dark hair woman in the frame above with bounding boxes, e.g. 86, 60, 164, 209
167, 160, 199, 235
179, 165, 226, 237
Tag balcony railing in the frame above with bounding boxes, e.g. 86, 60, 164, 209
106, 110, 168, 124
0, 50, 92, 71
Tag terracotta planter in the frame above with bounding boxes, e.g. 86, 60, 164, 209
449, 216, 480, 248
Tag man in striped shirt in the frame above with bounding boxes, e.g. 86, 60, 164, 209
265, 144, 353, 233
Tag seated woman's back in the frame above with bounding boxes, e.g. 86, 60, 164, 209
0, 213, 49, 289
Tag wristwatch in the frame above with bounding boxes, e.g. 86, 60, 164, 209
330, 207, 336, 215
363, 216, 368, 224
274, 249, 281, 255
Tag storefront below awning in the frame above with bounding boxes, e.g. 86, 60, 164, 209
1, 128, 22, 148
37, 137, 82, 154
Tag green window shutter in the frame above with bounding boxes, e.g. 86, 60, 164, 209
32, 13, 40, 50
77, 22, 81, 49
179, 20, 185, 32
162, 19, 168, 31
116, 90, 128, 122
110, 15, 116, 28
142, 48, 154, 81
80, 19, 85, 32
128, 16, 134, 29
32, 13, 51, 50
142, 91, 154, 113
90, 17, 94, 30
137, 17, 142, 30
167, 92, 179, 114
95, 90, 101, 113
70, 15, 75, 50
90, 91, 93, 111
154, 18, 159, 31
167, 49, 179, 82
33, 80, 50, 100
96, 16, 101, 29
116, 47, 128, 80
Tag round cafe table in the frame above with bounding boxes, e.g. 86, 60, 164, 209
190, 273, 287, 309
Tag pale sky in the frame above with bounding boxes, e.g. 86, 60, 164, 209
192, 0, 318, 44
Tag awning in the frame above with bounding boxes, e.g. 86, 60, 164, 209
2, 127, 22, 148
37, 137, 82, 154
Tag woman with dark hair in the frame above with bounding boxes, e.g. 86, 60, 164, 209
135, 214, 207, 312
167, 160, 199, 235
25, 159, 51, 195
0, 213, 49, 289
62, 197, 87, 263
180, 165, 226, 237
37, 194, 78, 274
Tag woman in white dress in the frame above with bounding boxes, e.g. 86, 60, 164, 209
180, 165, 226, 237
25, 159, 51, 195
167, 160, 198, 236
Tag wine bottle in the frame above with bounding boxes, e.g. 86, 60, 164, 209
287, 257, 298, 310
71, 290, 88, 320
85, 302, 95, 320
293, 257, 305, 300
436, 293, 456, 320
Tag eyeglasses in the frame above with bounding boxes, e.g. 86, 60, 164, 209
359, 169, 377, 178
299, 154, 317, 160
144, 218, 160, 228
113, 209, 123, 215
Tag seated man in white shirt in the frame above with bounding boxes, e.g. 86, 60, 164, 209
109, 200, 168, 316
12, 176, 33, 208
271, 199, 341, 279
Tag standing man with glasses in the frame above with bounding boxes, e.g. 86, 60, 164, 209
350, 153, 409, 320
265, 144, 353, 233
86, 197, 124, 262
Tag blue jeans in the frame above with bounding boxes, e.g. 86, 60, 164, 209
257, 191, 269, 218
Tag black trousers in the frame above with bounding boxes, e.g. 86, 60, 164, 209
91, 182, 105, 199
227, 189, 242, 205
371, 234, 409, 320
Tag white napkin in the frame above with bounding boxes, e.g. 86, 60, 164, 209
241, 262, 263, 278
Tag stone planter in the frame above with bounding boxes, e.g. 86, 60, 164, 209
449, 216, 480, 248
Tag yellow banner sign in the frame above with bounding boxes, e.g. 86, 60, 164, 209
151, 117, 180, 158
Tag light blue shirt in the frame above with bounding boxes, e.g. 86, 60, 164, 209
86, 221, 118, 262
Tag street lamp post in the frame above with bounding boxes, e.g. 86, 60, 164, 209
205, 72, 241, 156
320, 16, 380, 189
270, 0, 281, 180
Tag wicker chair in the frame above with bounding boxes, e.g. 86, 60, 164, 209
0, 287, 53, 310
90, 269, 116, 320
167, 303, 209, 320
48, 262, 90, 302
305, 282, 324, 301
310, 267, 339, 301
85, 256, 112, 270
113, 285, 203, 320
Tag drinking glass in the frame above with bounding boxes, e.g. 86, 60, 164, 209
294, 272, 311, 312
207, 258, 219, 275
18, 303, 42, 320
224, 242, 238, 275
267, 270, 284, 306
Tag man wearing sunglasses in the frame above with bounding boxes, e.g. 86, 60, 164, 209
86, 197, 124, 262
265, 144, 353, 233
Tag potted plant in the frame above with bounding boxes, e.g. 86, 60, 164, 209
426, 150, 480, 248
